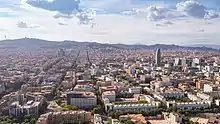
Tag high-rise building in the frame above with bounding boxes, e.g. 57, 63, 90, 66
155, 48, 161, 66
67, 91, 97, 109
174, 58, 181, 66
57, 49, 65, 57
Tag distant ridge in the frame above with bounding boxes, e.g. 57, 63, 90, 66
0, 38, 219, 52
189, 44, 220, 50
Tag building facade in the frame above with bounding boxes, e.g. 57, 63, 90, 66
67, 91, 97, 109
155, 48, 161, 66
37, 111, 92, 124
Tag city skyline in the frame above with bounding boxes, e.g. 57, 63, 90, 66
0, 0, 219, 45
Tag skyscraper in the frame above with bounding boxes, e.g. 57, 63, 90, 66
155, 48, 161, 66
57, 48, 65, 57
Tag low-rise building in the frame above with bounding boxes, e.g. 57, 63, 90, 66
187, 93, 201, 102
129, 87, 142, 94
105, 103, 157, 112
167, 101, 211, 110
120, 114, 147, 124
148, 112, 182, 124
153, 93, 166, 102
102, 91, 116, 102
94, 114, 103, 124
197, 92, 213, 101
74, 84, 95, 92
112, 119, 120, 124
204, 84, 218, 92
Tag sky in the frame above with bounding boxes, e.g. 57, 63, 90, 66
0, 0, 220, 45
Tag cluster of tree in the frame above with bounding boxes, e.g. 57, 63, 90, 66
61, 104, 78, 111
167, 106, 220, 116
166, 97, 192, 102
0, 115, 37, 124
0, 116, 16, 124
138, 100, 149, 104
167, 107, 220, 124
91, 105, 102, 114
119, 117, 134, 124
108, 110, 161, 119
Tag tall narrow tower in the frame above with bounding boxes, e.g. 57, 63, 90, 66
155, 48, 161, 66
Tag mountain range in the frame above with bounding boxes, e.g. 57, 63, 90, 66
0, 38, 219, 52
189, 44, 220, 50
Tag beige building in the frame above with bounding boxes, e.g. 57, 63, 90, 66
37, 110, 92, 124
148, 112, 182, 124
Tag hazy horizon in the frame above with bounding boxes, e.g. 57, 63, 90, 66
0, 37, 220, 47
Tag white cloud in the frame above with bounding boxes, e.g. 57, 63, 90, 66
17, 21, 38, 28
196, 28, 205, 32
0, 0, 219, 45
122, 0, 219, 21
204, 11, 219, 19
146, 6, 169, 21
1, 10, 219, 45
122, 6, 175, 21
176, 0, 219, 19
23, 0, 94, 25
163, 21, 173, 25
53, 12, 73, 19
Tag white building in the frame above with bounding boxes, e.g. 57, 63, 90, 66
67, 92, 97, 109
197, 92, 213, 101
8, 94, 44, 116
187, 93, 201, 102
215, 99, 220, 106
102, 91, 116, 102
105, 103, 157, 112
144, 95, 161, 106
163, 112, 183, 124
167, 101, 211, 110
193, 58, 201, 64
203, 84, 218, 92
112, 119, 120, 124
94, 114, 103, 124
160, 92, 185, 99
129, 87, 142, 94
153, 93, 165, 102
144, 95, 155, 103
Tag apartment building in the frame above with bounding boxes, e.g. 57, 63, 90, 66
105, 103, 157, 112
167, 101, 211, 110
37, 110, 92, 124
129, 87, 142, 94
102, 91, 116, 102
67, 91, 97, 109
8, 93, 45, 116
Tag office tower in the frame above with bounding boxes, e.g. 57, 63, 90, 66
181, 58, 188, 67
155, 48, 161, 66
175, 58, 181, 66
57, 49, 65, 57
